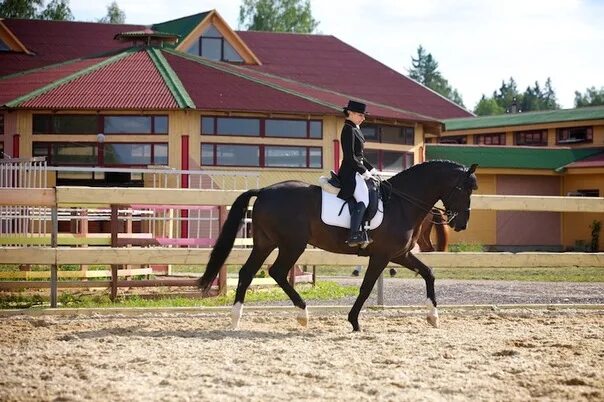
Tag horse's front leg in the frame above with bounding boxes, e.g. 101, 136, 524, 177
391, 253, 439, 328
348, 255, 390, 332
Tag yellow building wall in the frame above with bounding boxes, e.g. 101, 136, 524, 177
447, 172, 497, 246
562, 171, 604, 251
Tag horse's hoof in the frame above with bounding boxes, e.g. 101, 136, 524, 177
426, 315, 439, 328
296, 307, 309, 327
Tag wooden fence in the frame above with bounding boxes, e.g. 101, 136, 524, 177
1, 187, 603, 307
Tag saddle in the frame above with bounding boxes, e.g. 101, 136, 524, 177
322, 170, 382, 222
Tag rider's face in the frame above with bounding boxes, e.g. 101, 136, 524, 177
348, 111, 365, 126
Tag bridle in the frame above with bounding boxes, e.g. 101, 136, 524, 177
381, 170, 470, 225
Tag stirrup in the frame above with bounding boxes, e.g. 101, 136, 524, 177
346, 232, 365, 247
360, 232, 373, 249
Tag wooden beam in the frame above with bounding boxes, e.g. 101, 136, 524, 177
0, 188, 55, 207
56, 187, 244, 207
0, 247, 55, 264
471, 195, 604, 212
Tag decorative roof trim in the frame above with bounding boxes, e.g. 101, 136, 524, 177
176, 9, 261, 65
0, 19, 33, 54
147, 47, 195, 108
5, 48, 136, 108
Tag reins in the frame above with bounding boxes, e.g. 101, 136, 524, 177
380, 178, 458, 226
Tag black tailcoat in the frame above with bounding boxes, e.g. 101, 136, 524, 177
337, 119, 374, 200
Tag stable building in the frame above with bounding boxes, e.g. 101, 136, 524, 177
430, 107, 604, 251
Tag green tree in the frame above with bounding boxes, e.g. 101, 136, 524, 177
239, 0, 319, 33
473, 95, 505, 116
38, 0, 72, 20
408, 45, 465, 107
574, 86, 604, 107
98, 1, 125, 24
0, 0, 43, 18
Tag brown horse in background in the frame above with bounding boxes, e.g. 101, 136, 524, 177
417, 208, 449, 252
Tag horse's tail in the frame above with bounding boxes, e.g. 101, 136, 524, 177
198, 189, 260, 293
433, 210, 450, 252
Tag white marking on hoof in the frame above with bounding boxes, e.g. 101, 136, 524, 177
231, 302, 243, 330
426, 298, 439, 328
296, 306, 309, 327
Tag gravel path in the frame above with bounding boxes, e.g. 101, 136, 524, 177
247, 277, 604, 307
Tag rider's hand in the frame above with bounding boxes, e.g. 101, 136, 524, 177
361, 170, 373, 180
369, 168, 379, 176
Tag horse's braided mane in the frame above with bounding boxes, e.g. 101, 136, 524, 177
387, 159, 466, 182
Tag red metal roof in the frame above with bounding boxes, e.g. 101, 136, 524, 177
19, 51, 178, 109
0, 57, 103, 105
0, 19, 144, 76
163, 52, 334, 115
0, 18, 472, 120
564, 152, 604, 169
236, 31, 472, 119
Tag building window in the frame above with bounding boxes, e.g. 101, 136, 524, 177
515, 130, 547, 146
362, 124, 414, 145
188, 25, 244, 63
557, 126, 593, 144
265, 146, 322, 168
104, 143, 168, 166
474, 133, 506, 145
439, 135, 467, 144
201, 143, 322, 168
32, 115, 168, 135
364, 149, 414, 172
0, 113, 4, 134
0, 38, 9, 52
33, 142, 167, 166
33, 143, 98, 165
103, 115, 168, 134
33, 114, 98, 134
201, 116, 322, 139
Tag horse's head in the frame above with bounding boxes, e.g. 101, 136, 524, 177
441, 163, 478, 232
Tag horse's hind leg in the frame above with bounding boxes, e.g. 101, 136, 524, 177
232, 245, 274, 329
391, 253, 439, 328
268, 246, 309, 326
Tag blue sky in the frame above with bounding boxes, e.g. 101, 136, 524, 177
69, 0, 604, 110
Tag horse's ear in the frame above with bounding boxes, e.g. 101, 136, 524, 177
467, 163, 478, 174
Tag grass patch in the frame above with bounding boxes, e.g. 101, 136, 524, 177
0, 280, 359, 309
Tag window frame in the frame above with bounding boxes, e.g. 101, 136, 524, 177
33, 141, 168, 167
556, 126, 593, 145
439, 135, 467, 144
474, 133, 506, 145
363, 149, 414, 172
32, 114, 169, 135
198, 27, 244, 63
515, 130, 548, 146
201, 116, 323, 139
362, 124, 415, 145
201, 142, 322, 169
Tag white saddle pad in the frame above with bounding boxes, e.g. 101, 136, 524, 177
320, 190, 384, 230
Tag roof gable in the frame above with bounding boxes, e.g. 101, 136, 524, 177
154, 10, 260, 65
0, 19, 31, 54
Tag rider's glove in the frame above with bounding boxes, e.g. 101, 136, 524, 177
361, 170, 373, 180
369, 168, 379, 176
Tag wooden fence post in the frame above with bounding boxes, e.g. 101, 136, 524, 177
50, 207, 58, 307
110, 204, 119, 301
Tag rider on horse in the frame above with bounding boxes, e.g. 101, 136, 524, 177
337, 100, 379, 248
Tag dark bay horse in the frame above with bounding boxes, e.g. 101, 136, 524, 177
199, 160, 478, 331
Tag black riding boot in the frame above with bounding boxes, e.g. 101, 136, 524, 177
347, 202, 369, 247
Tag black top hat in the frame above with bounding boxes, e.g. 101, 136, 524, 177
343, 100, 368, 114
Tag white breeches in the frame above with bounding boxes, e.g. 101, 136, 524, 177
353, 172, 369, 206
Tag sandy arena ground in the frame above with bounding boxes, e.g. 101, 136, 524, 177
0, 307, 602, 402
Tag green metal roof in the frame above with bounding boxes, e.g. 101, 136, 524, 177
425, 144, 604, 171
151, 12, 209, 47
444, 106, 604, 131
